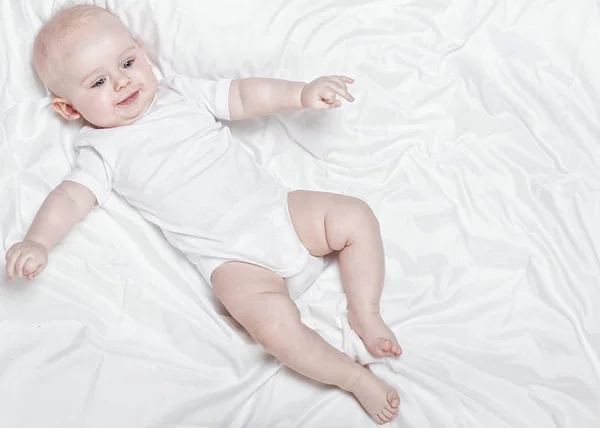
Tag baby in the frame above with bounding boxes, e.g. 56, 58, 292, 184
4, 4, 401, 423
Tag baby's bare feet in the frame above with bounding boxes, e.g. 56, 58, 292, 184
348, 309, 402, 358
347, 369, 400, 424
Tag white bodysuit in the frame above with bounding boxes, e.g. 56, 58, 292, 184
66, 75, 323, 298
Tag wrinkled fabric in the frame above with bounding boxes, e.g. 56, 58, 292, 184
1, 1, 599, 427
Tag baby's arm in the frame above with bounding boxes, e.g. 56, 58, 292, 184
228, 75, 355, 121
5, 181, 97, 280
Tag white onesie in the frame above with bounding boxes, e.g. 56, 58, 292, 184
65, 75, 323, 298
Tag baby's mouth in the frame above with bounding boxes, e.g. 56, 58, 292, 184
118, 90, 140, 106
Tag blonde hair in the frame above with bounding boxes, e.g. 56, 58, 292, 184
33, 4, 120, 92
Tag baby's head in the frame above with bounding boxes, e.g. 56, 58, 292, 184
34, 4, 158, 128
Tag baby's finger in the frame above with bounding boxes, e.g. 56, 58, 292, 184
5, 245, 18, 263
5, 251, 19, 279
329, 82, 355, 102
328, 100, 342, 109
14, 253, 32, 278
30, 264, 46, 280
328, 75, 350, 88
328, 76, 354, 89
23, 258, 40, 278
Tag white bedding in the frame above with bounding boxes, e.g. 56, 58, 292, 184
1, 0, 599, 427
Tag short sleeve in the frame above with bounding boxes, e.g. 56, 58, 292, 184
64, 147, 113, 206
168, 75, 231, 120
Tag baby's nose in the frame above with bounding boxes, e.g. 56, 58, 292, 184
114, 74, 131, 91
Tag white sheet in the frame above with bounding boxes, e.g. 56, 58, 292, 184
1, 0, 599, 427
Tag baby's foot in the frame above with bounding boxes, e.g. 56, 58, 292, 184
348, 369, 400, 424
348, 309, 402, 358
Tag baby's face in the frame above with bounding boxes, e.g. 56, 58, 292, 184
53, 15, 158, 128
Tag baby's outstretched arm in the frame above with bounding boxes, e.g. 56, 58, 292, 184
228, 75, 355, 120
5, 181, 96, 280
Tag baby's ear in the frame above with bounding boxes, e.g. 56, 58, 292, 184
52, 98, 81, 121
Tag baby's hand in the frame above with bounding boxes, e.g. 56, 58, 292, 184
301, 75, 355, 109
5, 240, 48, 281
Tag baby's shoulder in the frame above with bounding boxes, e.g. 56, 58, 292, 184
153, 75, 192, 107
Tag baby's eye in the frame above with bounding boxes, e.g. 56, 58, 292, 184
92, 78, 106, 88
123, 59, 135, 69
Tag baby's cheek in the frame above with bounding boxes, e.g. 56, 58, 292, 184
81, 95, 115, 127
137, 63, 157, 84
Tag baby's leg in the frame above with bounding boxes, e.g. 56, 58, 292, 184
212, 262, 399, 424
288, 190, 401, 358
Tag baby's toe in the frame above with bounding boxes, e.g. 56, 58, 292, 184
374, 414, 386, 425
392, 344, 402, 357
380, 339, 393, 352
369, 341, 386, 356
387, 391, 401, 408
382, 408, 395, 419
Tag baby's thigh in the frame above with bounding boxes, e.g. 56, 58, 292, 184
211, 261, 299, 332
287, 190, 371, 256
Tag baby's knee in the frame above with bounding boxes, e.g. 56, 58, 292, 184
250, 305, 301, 351
341, 196, 380, 231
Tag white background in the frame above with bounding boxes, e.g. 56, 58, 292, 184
1, 0, 599, 427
